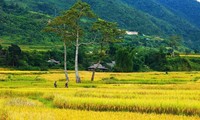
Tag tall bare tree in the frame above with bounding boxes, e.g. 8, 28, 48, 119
68, 0, 96, 83
46, 0, 96, 83
45, 16, 73, 82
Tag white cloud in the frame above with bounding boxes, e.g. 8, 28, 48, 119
197, 0, 200, 2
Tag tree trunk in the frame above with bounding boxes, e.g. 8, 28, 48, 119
91, 61, 100, 81
171, 46, 175, 57
75, 30, 81, 83
91, 43, 103, 81
64, 41, 69, 81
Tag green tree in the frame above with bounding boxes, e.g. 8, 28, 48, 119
6, 44, 22, 67
144, 49, 167, 71
115, 48, 133, 72
46, 0, 96, 83
167, 35, 182, 57
45, 12, 74, 82
62, 0, 96, 83
91, 18, 125, 81
0, 44, 2, 51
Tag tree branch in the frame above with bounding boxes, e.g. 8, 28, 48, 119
79, 42, 97, 46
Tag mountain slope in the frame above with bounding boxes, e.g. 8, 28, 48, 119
4, 0, 166, 35
5, 0, 195, 36
0, 0, 55, 44
121, 0, 200, 48
157, 0, 200, 28
1, 0, 200, 50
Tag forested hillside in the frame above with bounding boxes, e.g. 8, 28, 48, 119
122, 0, 200, 50
157, 0, 200, 28
1, 0, 200, 50
0, 0, 55, 44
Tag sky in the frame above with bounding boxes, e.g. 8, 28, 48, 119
197, 0, 200, 2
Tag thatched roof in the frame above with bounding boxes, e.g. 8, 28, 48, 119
88, 64, 108, 70
47, 59, 60, 64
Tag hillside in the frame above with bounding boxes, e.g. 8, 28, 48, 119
122, 0, 200, 50
157, 0, 200, 28
0, 0, 55, 44
1, 0, 200, 50
4, 0, 165, 35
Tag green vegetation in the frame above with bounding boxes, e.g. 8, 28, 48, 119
1, 0, 200, 50
46, 0, 98, 83
1, 43, 200, 72
1, 0, 200, 73
0, 0, 59, 45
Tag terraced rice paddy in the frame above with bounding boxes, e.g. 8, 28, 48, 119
0, 70, 200, 119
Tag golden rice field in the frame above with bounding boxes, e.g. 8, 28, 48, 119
0, 70, 200, 120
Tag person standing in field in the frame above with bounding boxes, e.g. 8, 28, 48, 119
65, 81, 68, 88
54, 81, 57, 88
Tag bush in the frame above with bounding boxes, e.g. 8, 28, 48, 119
166, 57, 192, 71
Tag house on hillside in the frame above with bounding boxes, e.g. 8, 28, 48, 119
126, 31, 139, 35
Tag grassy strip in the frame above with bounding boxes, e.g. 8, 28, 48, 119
29, 96, 55, 108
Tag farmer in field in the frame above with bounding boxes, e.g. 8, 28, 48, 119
65, 81, 68, 88
54, 81, 57, 88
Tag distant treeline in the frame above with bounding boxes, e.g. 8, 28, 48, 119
1, 44, 200, 72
